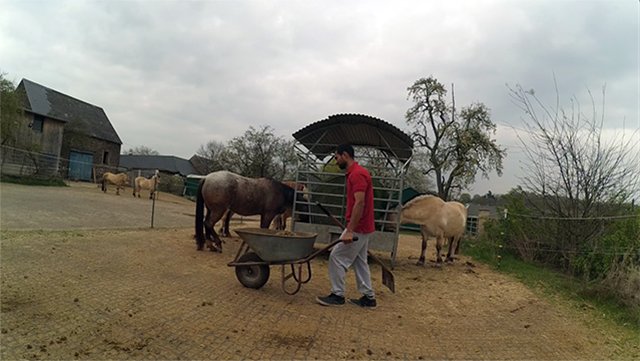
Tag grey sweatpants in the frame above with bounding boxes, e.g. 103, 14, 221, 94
328, 232, 375, 298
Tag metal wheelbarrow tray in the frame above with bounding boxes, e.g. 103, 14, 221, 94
227, 228, 340, 295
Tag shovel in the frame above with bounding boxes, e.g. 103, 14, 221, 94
315, 202, 396, 293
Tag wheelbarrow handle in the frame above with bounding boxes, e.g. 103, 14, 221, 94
315, 202, 341, 226
315, 201, 358, 241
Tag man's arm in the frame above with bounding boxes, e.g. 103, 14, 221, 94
344, 191, 365, 242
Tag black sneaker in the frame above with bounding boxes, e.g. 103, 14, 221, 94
349, 295, 377, 309
316, 293, 345, 307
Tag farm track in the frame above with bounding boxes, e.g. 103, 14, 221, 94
1, 182, 638, 360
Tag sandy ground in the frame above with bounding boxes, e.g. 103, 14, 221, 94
1, 182, 638, 360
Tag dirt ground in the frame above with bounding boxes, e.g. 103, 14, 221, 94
1, 182, 638, 360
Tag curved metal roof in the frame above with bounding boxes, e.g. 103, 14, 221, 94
292, 113, 413, 161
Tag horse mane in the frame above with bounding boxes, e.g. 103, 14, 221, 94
271, 179, 295, 203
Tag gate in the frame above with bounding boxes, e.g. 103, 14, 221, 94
69, 151, 93, 181
290, 114, 413, 267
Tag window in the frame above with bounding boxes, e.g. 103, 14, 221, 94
102, 150, 110, 164
31, 114, 44, 133
466, 216, 478, 235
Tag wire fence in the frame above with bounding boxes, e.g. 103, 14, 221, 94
0, 144, 125, 182
470, 207, 639, 278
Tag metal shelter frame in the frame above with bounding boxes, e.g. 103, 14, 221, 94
289, 114, 414, 267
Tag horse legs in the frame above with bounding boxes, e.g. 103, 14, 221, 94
454, 237, 462, 254
271, 214, 283, 230
260, 213, 278, 229
446, 236, 461, 262
435, 236, 444, 264
115, 186, 120, 195
204, 208, 225, 252
417, 226, 428, 266
218, 210, 232, 237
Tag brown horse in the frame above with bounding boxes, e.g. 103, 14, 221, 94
218, 181, 309, 236
271, 181, 309, 230
133, 174, 160, 199
195, 171, 309, 252
397, 194, 467, 266
101, 172, 130, 195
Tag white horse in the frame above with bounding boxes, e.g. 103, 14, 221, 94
133, 174, 160, 199
396, 194, 468, 266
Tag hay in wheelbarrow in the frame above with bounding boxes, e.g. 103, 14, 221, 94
234, 228, 318, 262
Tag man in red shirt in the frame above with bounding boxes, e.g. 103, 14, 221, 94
316, 144, 377, 309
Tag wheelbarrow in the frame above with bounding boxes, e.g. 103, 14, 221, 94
227, 228, 345, 295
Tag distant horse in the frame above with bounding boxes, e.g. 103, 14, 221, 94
195, 171, 310, 252
101, 172, 130, 195
396, 194, 467, 266
133, 174, 160, 199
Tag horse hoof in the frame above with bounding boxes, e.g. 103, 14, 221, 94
415, 260, 425, 266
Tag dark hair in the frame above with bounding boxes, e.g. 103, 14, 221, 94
336, 143, 355, 158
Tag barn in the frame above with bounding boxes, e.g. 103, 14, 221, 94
4, 79, 123, 181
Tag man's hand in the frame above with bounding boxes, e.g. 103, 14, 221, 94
341, 229, 354, 244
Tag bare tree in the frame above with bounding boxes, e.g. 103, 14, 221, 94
508, 81, 640, 272
402, 148, 435, 193
195, 140, 226, 174
124, 145, 160, 155
223, 125, 296, 180
510, 82, 639, 216
406, 76, 506, 200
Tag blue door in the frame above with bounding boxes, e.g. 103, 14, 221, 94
69, 151, 93, 181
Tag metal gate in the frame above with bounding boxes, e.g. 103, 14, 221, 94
289, 114, 413, 267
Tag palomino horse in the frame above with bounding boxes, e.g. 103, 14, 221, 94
101, 172, 130, 195
195, 171, 309, 252
133, 174, 160, 199
397, 194, 467, 266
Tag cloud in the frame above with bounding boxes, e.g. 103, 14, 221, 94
1, 0, 637, 195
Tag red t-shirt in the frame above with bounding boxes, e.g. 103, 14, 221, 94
345, 162, 375, 234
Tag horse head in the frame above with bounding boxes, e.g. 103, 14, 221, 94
295, 191, 310, 223
280, 182, 310, 223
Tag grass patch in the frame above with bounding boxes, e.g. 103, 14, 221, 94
465, 243, 640, 333
0, 174, 67, 187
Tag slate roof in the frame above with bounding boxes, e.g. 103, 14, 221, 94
292, 114, 414, 161
17, 79, 122, 144
119, 155, 197, 177
467, 203, 499, 218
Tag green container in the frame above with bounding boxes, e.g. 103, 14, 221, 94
183, 175, 206, 198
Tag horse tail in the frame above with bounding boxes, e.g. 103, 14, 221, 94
195, 178, 206, 250
101, 174, 106, 192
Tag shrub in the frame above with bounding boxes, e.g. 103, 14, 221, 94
0, 174, 67, 186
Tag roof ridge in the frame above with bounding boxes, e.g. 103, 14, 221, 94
21, 78, 104, 110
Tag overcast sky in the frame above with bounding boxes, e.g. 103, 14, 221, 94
1, 0, 638, 195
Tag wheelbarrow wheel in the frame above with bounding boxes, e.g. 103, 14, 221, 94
235, 252, 270, 289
